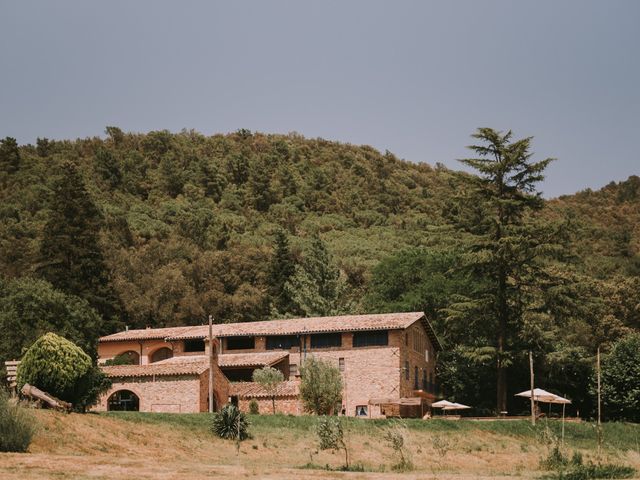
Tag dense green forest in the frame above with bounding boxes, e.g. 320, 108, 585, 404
0, 128, 638, 416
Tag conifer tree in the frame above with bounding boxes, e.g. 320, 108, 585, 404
0, 137, 20, 174
37, 161, 122, 333
451, 128, 554, 413
268, 230, 295, 315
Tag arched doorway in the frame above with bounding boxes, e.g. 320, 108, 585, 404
150, 347, 173, 363
107, 390, 140, 411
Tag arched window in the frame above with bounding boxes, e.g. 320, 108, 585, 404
118, 350, 140, 365
107, 390, 139, 411
151, 347, 173, 363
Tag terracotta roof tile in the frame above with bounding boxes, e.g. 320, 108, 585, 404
101, 361, 208, 378
99, 312, 442, 351
99, 326, 195, 343
154, 352, 289, 368
218, 352, 289, 368
229, 380, 300, 398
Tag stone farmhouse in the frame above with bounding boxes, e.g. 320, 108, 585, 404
96, 312, 442, 418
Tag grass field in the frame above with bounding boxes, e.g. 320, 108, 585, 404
0, 410, 638, 479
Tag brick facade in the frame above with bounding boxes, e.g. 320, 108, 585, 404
96, 313, 441, 417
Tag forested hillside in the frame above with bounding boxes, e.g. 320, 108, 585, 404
1, 128, 638, 414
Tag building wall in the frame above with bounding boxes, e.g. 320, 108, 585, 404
237, 396, 302, 415
398, 320, 438, 400
300, 347, 401, 418
98, 339, 175, 365
96, 374, 204, 413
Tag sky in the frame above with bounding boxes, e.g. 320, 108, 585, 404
1, 1, 638, 198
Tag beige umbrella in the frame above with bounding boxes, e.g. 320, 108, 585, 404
431, 399, 457, 416
442, 402, 471, 411
515, 389, 572, 442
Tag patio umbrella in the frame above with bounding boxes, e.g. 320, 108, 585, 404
443, 402, 471, 410
515, 388, 560, 402
430, 399, 457, 416
431, 400, 457, 408
515, 389, 572, 442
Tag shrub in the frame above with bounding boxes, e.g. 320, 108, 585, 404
0, 389, 35, 452
249, 399, 259, 415
16, 333, 110, 412
316, 416, 350, 469
300, 356, 342, 415
211, 404, 250, 440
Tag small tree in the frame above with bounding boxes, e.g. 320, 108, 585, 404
300, 356, 343, 415
384, 422, 413, 471
317, 416, 350, 469
16, 333, 110, 412
252, 366, 284, 414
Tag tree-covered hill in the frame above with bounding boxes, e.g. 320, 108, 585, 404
1, 128, 638, 415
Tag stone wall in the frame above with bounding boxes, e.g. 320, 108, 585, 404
95, 374, 204, 413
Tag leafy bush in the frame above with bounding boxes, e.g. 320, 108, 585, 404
544, 462, 636, 480
249, 399, 259, 415
16, 333, 110, 412
0, 389, 35, 452
211, 404, 250, 440
104, 353, 136, 366
300, 356, 342, 415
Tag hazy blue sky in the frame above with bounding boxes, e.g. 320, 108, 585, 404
1, 1, 638, 197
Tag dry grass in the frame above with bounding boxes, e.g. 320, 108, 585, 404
0, 411, 637, 479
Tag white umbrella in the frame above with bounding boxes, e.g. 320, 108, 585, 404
431, 400, 457, 408
515, 389, 572, 442
443, 402, 471, 411
515, 388, 560, 402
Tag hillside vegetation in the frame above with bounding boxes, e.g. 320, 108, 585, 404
0, 128, 638, 414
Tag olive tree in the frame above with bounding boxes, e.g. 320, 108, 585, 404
300, 356, 343, 415
252, 366, 284, 414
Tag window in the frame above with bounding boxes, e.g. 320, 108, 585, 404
184, 339, 205, 352
355, 405, 368, 417
226, 336, 255, 350
107, 390, 139, 411
338, 358, 345, 372
405, 361, 409, 380
150, 347, 172, 363
414, 367, 419, 390
266, 335, 299, 350
422, 370, 427, 390
352, 330, 388, 347
310, 333, 342, 349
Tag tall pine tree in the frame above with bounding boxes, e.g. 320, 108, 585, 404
37, 161, 123, 334
451, 128, 554, 413
268, 230, 296, 315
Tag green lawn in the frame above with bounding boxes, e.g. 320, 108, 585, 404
101, 412, 640, 452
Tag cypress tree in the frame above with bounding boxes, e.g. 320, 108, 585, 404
37, 161, 122, 333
